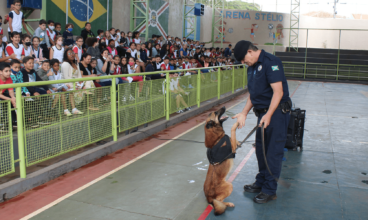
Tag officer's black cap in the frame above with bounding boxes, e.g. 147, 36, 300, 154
234, 40, 251, 62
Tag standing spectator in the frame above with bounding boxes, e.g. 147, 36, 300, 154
80, 22, 95, 50
72, 36, 84, 63
46, 20, 56, 47
86, 37, 100, 58
49, 36, 64, 63
224, 44, 232, 58
33, 19, 50, 59
63, 23, 74, 47
8, 0, 30, 39
5, 32, 24, 62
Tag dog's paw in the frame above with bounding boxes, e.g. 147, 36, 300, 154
227, 202, 235, 207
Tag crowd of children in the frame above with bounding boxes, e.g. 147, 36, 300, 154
0, 0, 239, 130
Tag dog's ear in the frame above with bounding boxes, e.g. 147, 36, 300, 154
206, 120, 214, 129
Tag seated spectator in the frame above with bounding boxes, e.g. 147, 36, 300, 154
22, 34, 32, 56
122, 57, 143, 83
63, 23, 74, 47
81, 22, 95, 50
0, 62, 17, 126
179, 44, 188, 57
104, 30, 111, 46
54, 22, 62, 36
86, 37, 100, 58
96, 48, 113, 86
72, 36, 84, 62
36, 60, 56, 92
126, 31, 133, 46
0, 37, 16, 63
33, 19, 50, 59
126, 42, 137, 60
154, 44, 161, 57
169, 58, 176, 70
160, 44, 170, 59
60, 48, 86, 115
31, 36, 44, 69
21, 56, 51, 96
96, 29, 104, 40
116, 38, 127, 58
168, 72, 190, 113
111, 55, 128, 84
140, 43, 149, 63
150, 42, 157, 58
132, 31, 141, 44
106, 40, 117, 56
10, 59, 30, 97
6, 32, 24, 62
49, 36, 64, 63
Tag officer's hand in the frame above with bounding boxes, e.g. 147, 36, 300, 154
232, 113, 247, 129
259, 113, 272, 129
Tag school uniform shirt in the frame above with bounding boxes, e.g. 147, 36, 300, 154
23, 46, 32, 56
63, 31, 74, 46
133, 38, 141, 44
8, 10, 24, 33
51, 46, 64, 62
32, 46, 43, 59
182, 62, 192, 76
0, 77, 13, 94
34, 27, 51, 47
106, 46, 117, 56
46, 28, 56, 43
72, 45, 83, 60
130, 49, 137, 58
6, 43, 25, 60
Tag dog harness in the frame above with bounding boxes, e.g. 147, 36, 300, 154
207, 135, 235, 165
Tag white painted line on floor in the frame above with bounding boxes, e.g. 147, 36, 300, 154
21, 95, 249, 220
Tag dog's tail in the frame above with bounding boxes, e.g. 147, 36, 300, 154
213, 199, 227, 215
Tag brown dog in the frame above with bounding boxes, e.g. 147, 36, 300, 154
204, 106, 239, 215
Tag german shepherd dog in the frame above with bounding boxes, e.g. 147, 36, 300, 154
204, 106, 239, 215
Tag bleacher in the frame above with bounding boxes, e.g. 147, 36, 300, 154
277, 47, 368, 81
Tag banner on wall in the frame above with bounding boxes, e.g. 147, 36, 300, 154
214, 10, 289, 46
48, 0, 111, 35
135, 0, 170, 40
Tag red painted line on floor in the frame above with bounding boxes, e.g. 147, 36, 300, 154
197, 81, 302, 220
0, 92, 249, 220
228, 147, 255, 183
198, 205, 214, 220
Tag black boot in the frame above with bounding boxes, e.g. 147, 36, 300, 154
253, 192, 277, 204
244, 182, 262, 193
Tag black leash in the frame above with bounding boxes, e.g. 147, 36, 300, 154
260, 123, 291, 189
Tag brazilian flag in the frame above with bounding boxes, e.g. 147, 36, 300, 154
47, 0, 112, 36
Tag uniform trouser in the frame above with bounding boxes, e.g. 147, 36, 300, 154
255, 108, 290, 195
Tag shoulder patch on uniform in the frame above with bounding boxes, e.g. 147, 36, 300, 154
271, 65, 279, 71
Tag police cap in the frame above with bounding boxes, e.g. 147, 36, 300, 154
234, 40, 252, 62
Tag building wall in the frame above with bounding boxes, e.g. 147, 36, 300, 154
111, 0, 130, 32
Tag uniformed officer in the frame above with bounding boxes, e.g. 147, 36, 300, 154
232, 40, 291, 204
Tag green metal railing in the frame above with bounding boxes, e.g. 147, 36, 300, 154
0, 65, 247, 178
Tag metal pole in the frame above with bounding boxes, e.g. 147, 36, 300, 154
40, 0, 47, 20
336, 29, 341, 80
183, 0, 187, 38
232, 66, 235, 93
111, 78, 117, 141
130, 0, 134, 31
243, 66, 246, 89
197, 69, 201, 107
166, 72, 170, 120
211, 0, 215, 47
221, 0, 224, 49
217, 68, 221, 99
145, 0, 150, 42
107, 0, 110, 29
66, 0, 69, 24
304, 29, 308, 79
87, 0, 89, 22
16, 87, 26, 178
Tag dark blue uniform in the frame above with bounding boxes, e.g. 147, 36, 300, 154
247, 50, 291, 195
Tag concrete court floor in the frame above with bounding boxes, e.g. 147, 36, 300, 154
28, 81, 368, 220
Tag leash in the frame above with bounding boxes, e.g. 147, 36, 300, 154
260, 123, 291, 189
